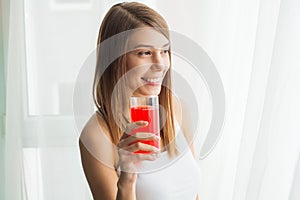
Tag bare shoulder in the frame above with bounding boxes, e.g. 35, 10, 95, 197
80, 112, 110, 140
79, 113, 119, 199
79, 112, 118, 169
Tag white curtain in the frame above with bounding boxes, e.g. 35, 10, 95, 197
0, 0, 9, 199
4, 0, 25, 199
157, 0, 300, 200
233, 0, 300, 199
4, 0, 94, 199
2, 0, 300, 200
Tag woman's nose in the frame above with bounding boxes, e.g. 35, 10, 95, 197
150, 54, 167, 71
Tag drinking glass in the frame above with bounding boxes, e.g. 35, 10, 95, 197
130, 96, 160, 154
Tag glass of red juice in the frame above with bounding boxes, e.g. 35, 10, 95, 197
130, 96, 160, 154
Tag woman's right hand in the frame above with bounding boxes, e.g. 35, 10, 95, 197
117, 121, 160, 175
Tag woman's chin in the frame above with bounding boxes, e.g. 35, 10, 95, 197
133, 86, 161, 96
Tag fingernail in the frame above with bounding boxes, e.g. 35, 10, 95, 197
136, 121, 148, 126
153, 148, 160, 153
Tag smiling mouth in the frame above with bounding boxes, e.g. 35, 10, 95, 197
141, 77, 162, 85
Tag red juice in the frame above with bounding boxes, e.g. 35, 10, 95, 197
130, 105, 160, 154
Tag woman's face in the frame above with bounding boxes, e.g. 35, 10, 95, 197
125, 27, 170, 96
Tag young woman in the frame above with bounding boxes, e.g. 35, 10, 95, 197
79, 2, 201, 199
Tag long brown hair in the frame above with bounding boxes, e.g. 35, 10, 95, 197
93, 2, 177, 157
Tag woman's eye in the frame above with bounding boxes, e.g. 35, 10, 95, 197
137, 51, 151, 56
162, 49, 169, 54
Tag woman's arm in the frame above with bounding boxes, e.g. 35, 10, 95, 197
79, 113, 136, 200
79, 114, 158, 200
80, 140, 117, 199
116, 172, 137, 200
79, 140, 137, 200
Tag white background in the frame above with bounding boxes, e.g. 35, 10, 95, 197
1, 0, 300, 200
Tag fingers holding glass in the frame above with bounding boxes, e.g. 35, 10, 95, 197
117, 121, 160, 173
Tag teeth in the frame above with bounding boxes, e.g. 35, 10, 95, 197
142, 77, 160, 83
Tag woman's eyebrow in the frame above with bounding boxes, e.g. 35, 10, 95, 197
133, 43, 170, 49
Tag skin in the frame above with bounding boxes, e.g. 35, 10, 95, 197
79, 27, 199, 200
125, 27, 170, 96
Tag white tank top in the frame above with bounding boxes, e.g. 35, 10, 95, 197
135, 122, 201, 200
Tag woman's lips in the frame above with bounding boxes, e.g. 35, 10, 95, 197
141, 77, 162, 86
